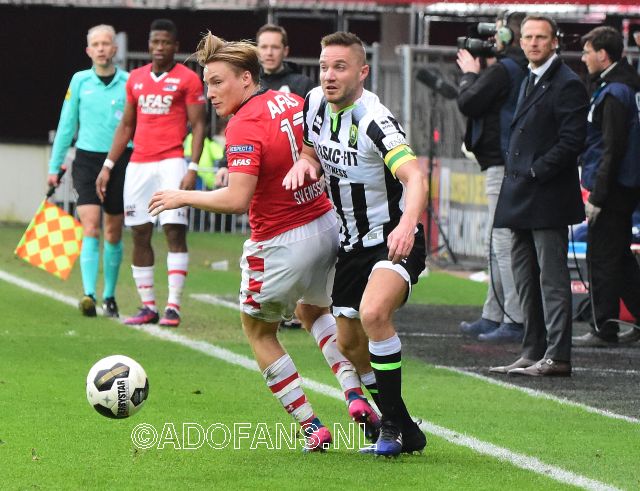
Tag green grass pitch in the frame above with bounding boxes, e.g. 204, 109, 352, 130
0, 224, 638, 490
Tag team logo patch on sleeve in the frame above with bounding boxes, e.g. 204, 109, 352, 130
228, 144, 254, 153
349, 124, 358, 146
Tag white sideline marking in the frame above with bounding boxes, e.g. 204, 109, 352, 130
397, 331, 462, 338
190, 293, 240, 311
191, 295, 461, 340
192, 294, 640, 424
451, 365, 640, 377
438, 366, 640, 425
0, 271, 622, 491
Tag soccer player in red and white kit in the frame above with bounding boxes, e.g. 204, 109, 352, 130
149, 32, 380, 451
97, 19, 206, 327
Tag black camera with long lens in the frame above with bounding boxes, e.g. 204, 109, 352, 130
457, 22, 499, 58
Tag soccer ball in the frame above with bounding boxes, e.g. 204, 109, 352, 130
86, 355, 149, 419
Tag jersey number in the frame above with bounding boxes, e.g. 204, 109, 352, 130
280, 111, 304, 163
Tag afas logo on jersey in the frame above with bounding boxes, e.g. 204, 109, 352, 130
138, 94, 173, 115
228, 144, 254, 153
231, 158, 252, 166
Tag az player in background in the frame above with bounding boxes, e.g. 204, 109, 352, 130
49, 24, 130, 318
97, 18, 206, 327
148, 32, 380, 450
283, 32, 428, 457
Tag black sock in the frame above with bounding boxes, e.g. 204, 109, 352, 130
364, 381, 381, 408
370, 349, 413, 430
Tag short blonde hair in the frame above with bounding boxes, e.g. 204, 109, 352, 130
87, 24, 116, 45
195, 32, 260, 83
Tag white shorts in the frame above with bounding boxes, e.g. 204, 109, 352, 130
239, 210, 338, 323
124, 158, 189, 227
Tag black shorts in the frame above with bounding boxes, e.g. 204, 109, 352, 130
332, 224, 426, 316
72, 148, 130, 214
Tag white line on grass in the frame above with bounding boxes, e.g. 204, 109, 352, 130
192, 294, 640, 424
190, 293, 240, 311
397, 331, 462, 338
0, 271, 622, 491
450, 365, 640, 377
438, 366, 640, 425
191, 295, 460, 340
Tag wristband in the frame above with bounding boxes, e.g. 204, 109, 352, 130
103, 158, 115, 170
188, 161, 199, 171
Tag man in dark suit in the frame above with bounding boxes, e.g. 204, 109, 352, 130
490, 15, 588, 377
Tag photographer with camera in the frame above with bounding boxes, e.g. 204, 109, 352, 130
456, 11, 528, 344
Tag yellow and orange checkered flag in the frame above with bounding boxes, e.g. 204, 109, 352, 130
14, 168, 83, 280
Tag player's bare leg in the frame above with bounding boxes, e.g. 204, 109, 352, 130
242, 312, 331, 451
359, 268, 426, 456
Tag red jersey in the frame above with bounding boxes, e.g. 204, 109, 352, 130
226, 90, 333, 241
127, 63, 205, 162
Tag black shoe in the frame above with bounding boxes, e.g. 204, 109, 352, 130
478, 322, 524, 344
79, 295, 97, 317
372, 420, 403, 457
279, 315, 302, 329
618, 327, 640, 344
402, 420, 427, 454
102, 297, 119, 318
459, 318, 499, 338
358, 420, 403, 457
572, 332, 617, 347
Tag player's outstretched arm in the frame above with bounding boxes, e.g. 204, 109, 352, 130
149, 172, 258, 217
96, 101, 136, 202
282, 145, 322, 191
387, 160, 428, 264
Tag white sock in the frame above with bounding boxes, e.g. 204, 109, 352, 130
167, 252, 188, 312
132, 265, 156, 312
263, 354, 315, 426
310, 314, 362, 401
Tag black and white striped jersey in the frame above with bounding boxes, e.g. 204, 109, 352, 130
303, 87, 417, 252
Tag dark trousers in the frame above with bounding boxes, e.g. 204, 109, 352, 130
511, 228, 573, 362
587, 186, 640, 337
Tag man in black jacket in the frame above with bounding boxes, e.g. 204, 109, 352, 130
572, 26, 640, 347
256, 24, 315, 97
457, 11, 527, 344
490, 15, 588, 377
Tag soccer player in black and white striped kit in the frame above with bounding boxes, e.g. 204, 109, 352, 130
284, 32, 428, 457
